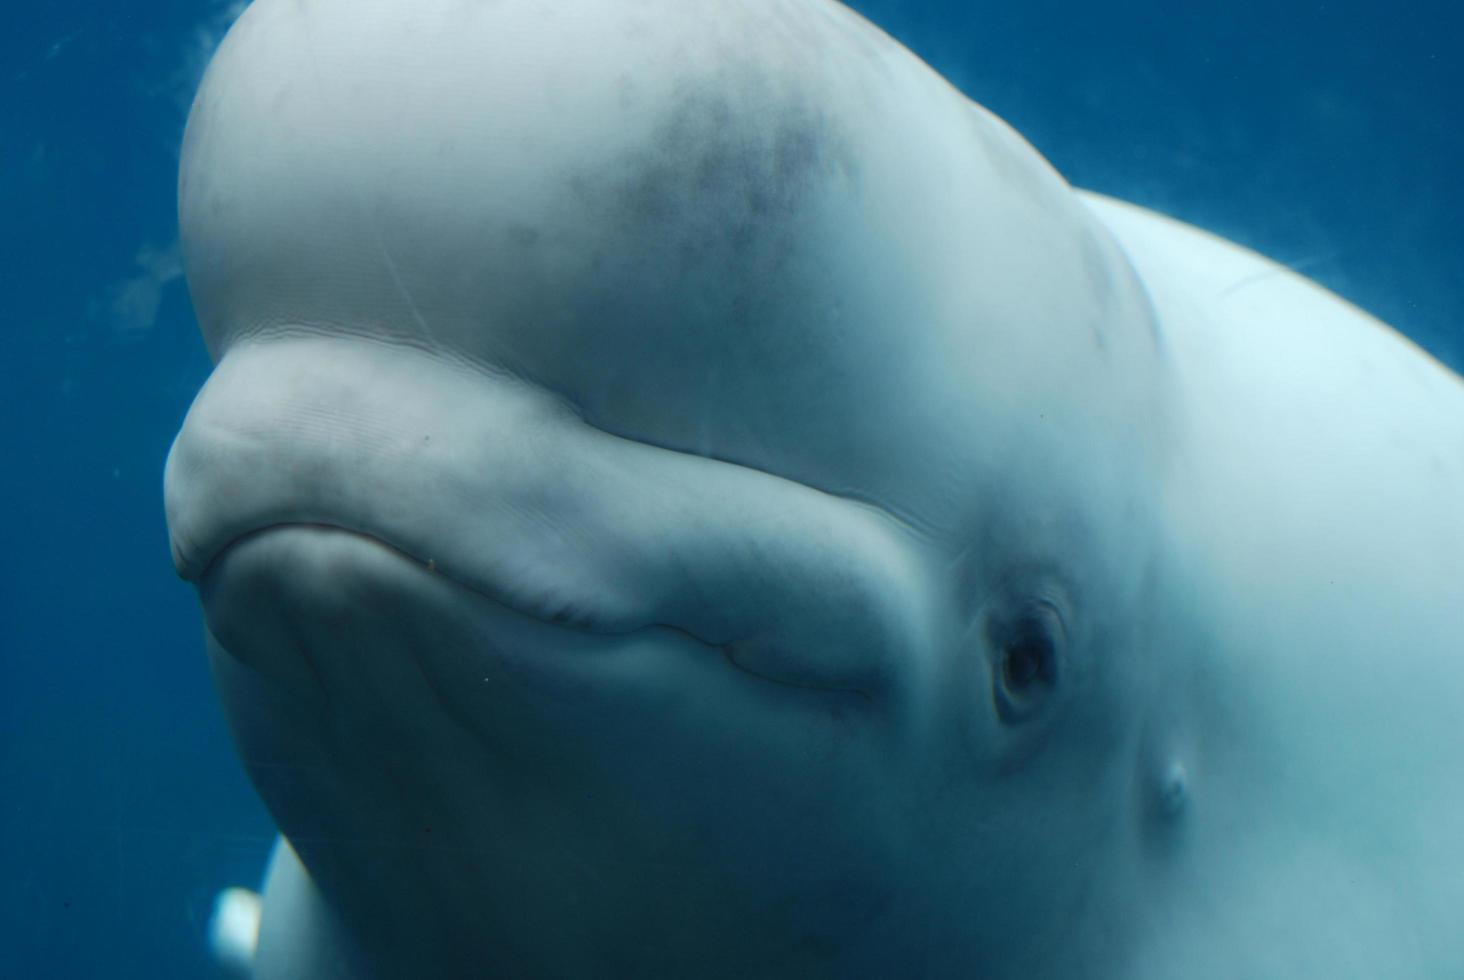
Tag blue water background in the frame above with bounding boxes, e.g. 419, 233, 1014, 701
1, 1, 1459, 975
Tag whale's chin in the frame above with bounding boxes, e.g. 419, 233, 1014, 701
200, 524, 926, 980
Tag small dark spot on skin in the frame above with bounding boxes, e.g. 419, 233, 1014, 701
63, 900, 71, 910
506, 224, 540, 248
423, 826, 432, 835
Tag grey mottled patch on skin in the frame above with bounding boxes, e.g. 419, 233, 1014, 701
567, 64, 859, 331
613, 85, 853, 244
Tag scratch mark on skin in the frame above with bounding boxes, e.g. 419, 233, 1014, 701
373, 226, 439, 346
296, 1, 438, 348
1217, 251, 1343, 301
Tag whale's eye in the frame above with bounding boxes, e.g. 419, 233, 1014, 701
990, 600, 1064, 724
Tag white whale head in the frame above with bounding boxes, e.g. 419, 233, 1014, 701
165, 0, 1464, 976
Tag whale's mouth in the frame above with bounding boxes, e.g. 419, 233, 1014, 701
204, 521, 508, 620
203, 522, 570, 628
167, 332, 931, 698
194, 518, 656, 699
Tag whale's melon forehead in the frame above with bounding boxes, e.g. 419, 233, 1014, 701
181, 0, 1166, 534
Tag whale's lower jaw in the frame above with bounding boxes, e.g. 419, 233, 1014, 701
201, 520, 952, 979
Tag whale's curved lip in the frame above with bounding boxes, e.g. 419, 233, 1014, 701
199, 519, 883, 707
195, 519, 621, 637
200, 522, 452, 592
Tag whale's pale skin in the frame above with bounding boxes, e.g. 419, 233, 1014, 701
164, 0, 1464, 976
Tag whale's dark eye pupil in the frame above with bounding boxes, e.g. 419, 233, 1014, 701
1004, 634, 1048, 689
990, 601, 1064, 723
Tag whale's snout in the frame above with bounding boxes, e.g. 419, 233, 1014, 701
165, 332, 937, 699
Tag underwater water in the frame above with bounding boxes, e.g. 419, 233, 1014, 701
0, 0, 1458, 975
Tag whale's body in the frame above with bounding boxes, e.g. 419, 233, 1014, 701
168, 0, 1464, 976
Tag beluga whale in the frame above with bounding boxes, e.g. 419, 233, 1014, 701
164, 0, 1464, 976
